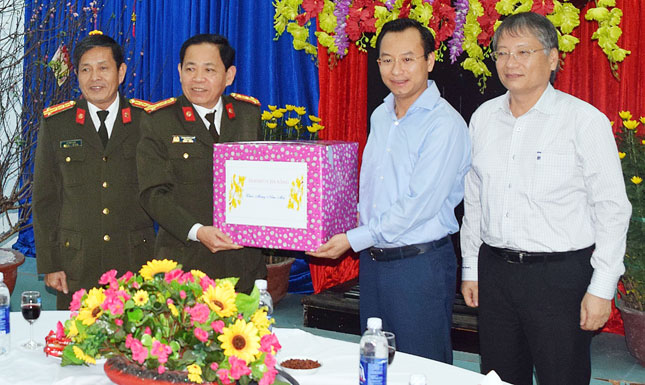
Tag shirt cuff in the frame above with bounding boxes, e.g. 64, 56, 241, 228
188, 223, 203, 242
587, 269, 620, 300
346, 225, 375, 252
461, 257, 479, 281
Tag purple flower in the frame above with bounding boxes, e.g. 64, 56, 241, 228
448, 0, 469, 63
333, 0, 352, 58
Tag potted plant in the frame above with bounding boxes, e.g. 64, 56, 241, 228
259, 105, 325, 303
59, 259, 288, 385
614, 111, 645, 366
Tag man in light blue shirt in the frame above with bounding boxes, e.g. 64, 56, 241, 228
309, 18, 470, 363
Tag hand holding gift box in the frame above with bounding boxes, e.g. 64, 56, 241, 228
213, 141, 358, 252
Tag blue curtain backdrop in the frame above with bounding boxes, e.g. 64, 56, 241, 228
16, 0, 317, 293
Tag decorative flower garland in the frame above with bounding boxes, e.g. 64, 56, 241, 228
274, 0, 629, 87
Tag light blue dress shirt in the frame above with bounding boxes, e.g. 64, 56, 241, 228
346, 80, 471, 251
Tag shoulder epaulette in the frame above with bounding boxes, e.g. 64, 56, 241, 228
129, 98, 151, 109
144, 97, 177, 114
230, 93, 260, 106
43, 101, 76, 118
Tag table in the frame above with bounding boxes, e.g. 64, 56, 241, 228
0, 311, 505, 385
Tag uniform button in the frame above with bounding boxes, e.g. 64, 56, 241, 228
64, 241, 70, 248
102, 156, 108, 162
102, 181, 108, 188
65, 156, 71, 162
143, 239, 147, 243
394, 121, 399, 126
103, 234, 111, 242
102, 208, 110, 215
183, 153, 189, 159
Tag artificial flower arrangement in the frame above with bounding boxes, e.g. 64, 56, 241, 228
615, 111, 645, 311
59, 259, 288, 385
274, 0, 629, 88
261, 104, 325, 141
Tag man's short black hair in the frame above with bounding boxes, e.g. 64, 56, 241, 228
375, 18, 435, 58
73, 34, 124, 69
179, 34, 235, 69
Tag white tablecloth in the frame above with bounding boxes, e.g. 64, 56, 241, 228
0, 311, 504, 385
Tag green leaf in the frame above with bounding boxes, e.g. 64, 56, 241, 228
127, 308, 143, 322
236, 287, 260, 318
141, 333, 153, 347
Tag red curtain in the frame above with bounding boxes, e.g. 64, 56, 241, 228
555, 0, 643, 335
308, 43, 368, 293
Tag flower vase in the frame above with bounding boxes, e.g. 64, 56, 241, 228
617, 299, 645, 366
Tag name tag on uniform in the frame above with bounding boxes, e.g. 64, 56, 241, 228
172, 135, 196, 143
60, 139, 82, 148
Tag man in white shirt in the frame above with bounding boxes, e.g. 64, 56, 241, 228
460, 12, 631, 385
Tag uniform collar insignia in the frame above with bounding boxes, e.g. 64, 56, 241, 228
182, 106, 196, 122
75, 108, 86, 125
226, 103, 235, 120
122, 107, 132, 124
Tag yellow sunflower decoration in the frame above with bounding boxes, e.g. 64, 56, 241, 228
133, 290, 149, 306
72, 346, 96, 364
202, 281, 237, 317
139, 259, 178, 280
218, 319, 261, 364
76, 288, 106, 326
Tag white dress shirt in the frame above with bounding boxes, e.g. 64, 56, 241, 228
188, 97, 224, 242
460, 84, 631, 299
87, 94, 120, 138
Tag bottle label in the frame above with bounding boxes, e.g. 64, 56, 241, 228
359, 356, 387, 385
0, 305, 9, 334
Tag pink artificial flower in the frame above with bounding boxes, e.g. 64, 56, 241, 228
199, 276, 216, 290
210, 362, 219, 371
181, 272, 194, 283
264, 352, 276, 369
166, 298, 174, 305
126, 335, 148, 364
158, 365, 166, 374
259, 333, 282, 354
56, 321, 65, 339
101, 289, 125, 315
187, 303, 210, 325
211, 320, 225, 333
229, 356, 251, 379
180, 290, 187, 299
98, 269, 118, 286
69, 289, 86, 312
119, 271, 133, 283
132, 281, 140, 289
144, 327, 151, 335
151, 340, 172, 364
115, 318, 123, 326
217, 369, 232, 385
194, 327, 209, 342
259, 360, 278, 385
164, 269, 183, 283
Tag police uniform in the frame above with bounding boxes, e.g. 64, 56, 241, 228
33, 96, 155, 309
136, 94, 266, 293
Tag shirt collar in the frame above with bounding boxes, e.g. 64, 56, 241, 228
87, 93, 120, 130
500, 83, 557, 116
193, 97, 224, 132
384, 80, 440, 117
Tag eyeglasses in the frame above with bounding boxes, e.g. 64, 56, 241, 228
376, 54, 426, 69
491, 48, 549, 63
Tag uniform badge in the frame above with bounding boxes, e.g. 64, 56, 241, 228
121, 107, 132, 124
76, 108, 86, 124
171, 135, 196, 143
226, 103, 235, 119
182, 107, 196, 122
60, 139, 82, 148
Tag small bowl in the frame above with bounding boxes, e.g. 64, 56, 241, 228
279, 357, 322, 376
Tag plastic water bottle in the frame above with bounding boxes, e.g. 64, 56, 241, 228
409, 374, 427, 385
255, 279, 273, 329
0, 272, 10, 356
359, 317, 388, 385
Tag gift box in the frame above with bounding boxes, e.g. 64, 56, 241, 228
213, 141, 358, 252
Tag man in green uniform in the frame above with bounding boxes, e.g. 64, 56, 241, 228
33, 33, 155, 309
136, 34, 266, 293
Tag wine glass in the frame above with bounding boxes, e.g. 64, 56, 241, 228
21, 291, 43, 349
383, 331, 396, 365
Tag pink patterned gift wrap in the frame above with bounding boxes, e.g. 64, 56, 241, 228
213, 141, 358, 252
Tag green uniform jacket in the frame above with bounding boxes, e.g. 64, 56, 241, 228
136, 94, 266, 293
33, 97, 155, 309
